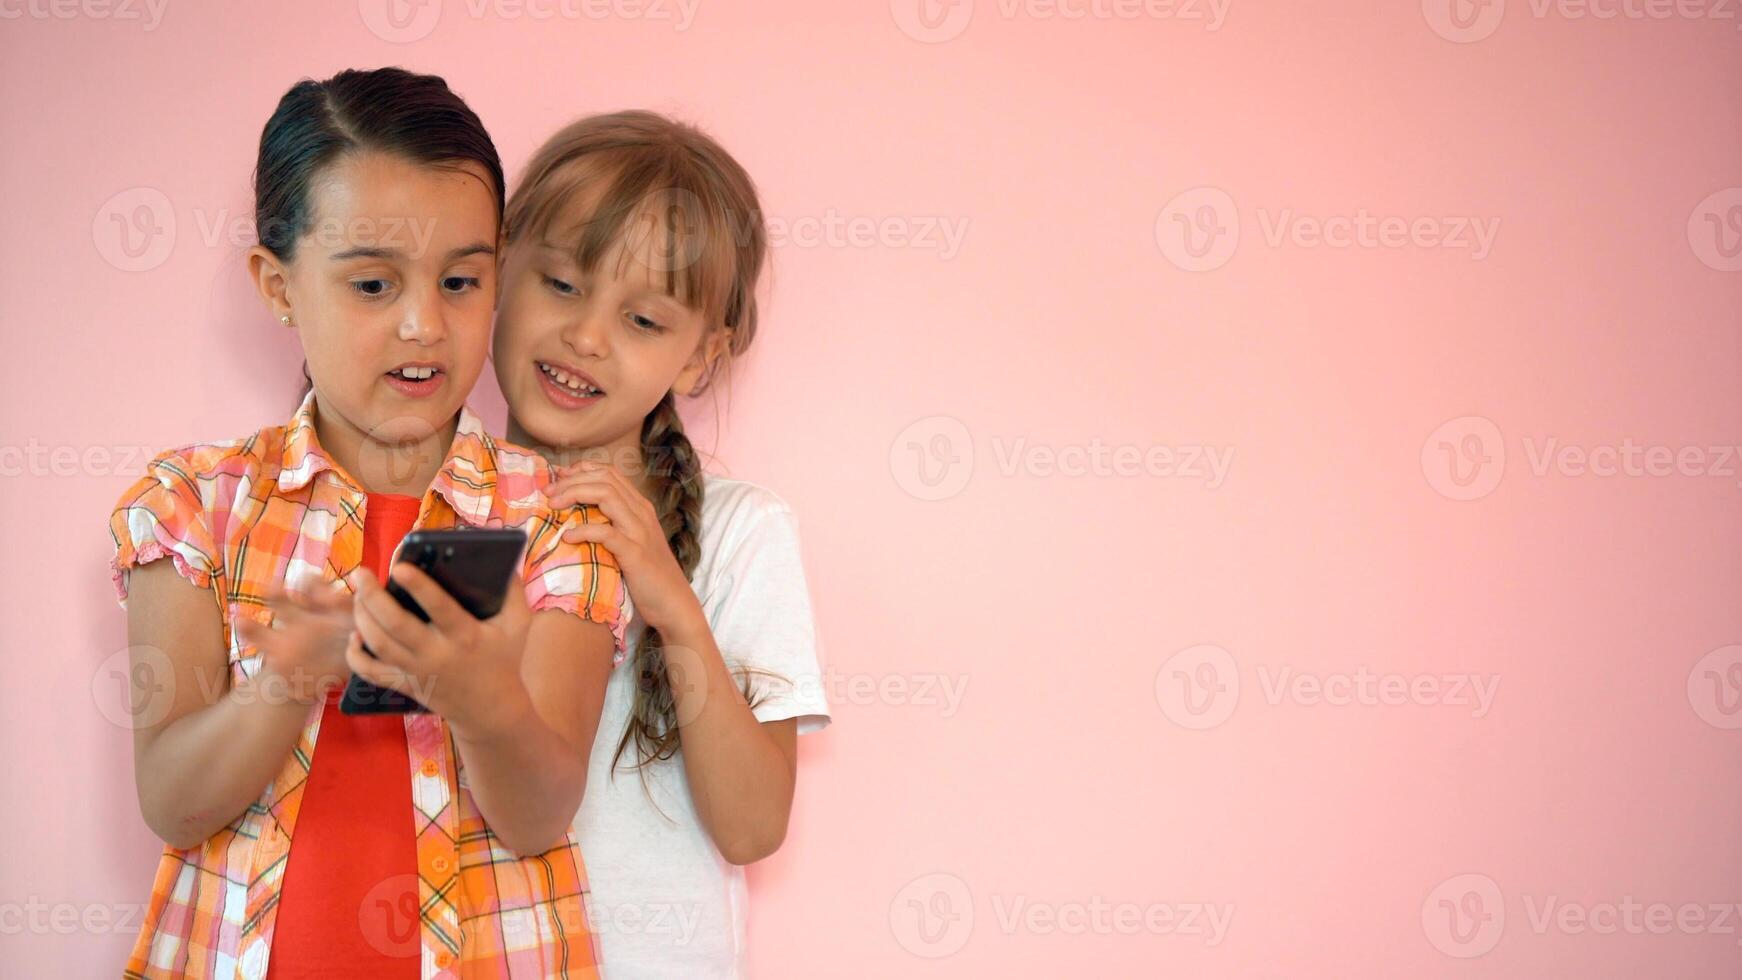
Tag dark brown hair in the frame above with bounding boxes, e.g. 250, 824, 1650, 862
255, 66, 504, 395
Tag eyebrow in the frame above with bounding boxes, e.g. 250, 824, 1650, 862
330, 241, 496, 262
535, 242, 686, 303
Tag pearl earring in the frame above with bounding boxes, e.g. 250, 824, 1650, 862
280, 314, 293, 327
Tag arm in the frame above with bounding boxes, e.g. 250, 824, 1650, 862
448, 613, 614, 856
126, 563, 348, 849
549, 462, 808, 865
658, 604, 799, 865
346, 566, 613, 857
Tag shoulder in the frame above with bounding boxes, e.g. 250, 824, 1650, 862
117, 424, 285, 511
460, 426, 560, 523
700, 473, 796, 527
695, 473, 807, 570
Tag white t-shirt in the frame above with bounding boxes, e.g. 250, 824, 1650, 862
574, 474, 832, 978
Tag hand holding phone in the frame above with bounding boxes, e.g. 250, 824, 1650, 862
340, 528, 528, 715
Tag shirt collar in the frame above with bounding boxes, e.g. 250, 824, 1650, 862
276, 389, 500, 526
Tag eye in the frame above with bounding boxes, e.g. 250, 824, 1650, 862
628, 312, 663, 332
542, 274, 578, 296
351, 278, 391, 297
442, 275, 481, 293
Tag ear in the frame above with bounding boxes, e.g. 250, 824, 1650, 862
672, 327, 732, 397
246, 245, 294, 324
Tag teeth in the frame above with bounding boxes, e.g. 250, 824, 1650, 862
394, 366, 437, 381
539, 362, 599, 394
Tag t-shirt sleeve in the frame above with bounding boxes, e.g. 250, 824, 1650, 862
524, 502, 629, 662
108, 453, 220, 607
707, 502, 832, 734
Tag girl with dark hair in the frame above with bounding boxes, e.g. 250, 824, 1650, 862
109, 67, 624, 978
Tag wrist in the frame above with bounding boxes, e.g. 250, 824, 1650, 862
449, 678, 536, 744
252, 660, 342, 708
644, 590, 707, 636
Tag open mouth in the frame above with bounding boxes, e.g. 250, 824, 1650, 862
536, 361, 605, 408
384, 364, 444, 397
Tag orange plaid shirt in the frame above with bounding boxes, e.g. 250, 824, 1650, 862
109, 392, 626, 979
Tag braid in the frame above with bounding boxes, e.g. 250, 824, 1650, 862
613, 391, 704, 770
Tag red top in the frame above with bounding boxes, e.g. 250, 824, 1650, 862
267, 492, 424, 978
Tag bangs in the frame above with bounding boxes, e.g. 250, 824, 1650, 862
511, 151, 742, 326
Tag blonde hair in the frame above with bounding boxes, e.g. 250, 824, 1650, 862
505, 111, 774, 777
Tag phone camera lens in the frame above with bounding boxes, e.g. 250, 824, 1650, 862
445, 547, 455, 558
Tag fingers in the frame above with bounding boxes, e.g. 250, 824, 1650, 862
345, 631, 416, 696
548, 465, 654, 527
351, 573, 423, 665
387, 562, 474, 635
560, 520, 625, 551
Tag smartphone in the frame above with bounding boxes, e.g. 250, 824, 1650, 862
339, 528, 529, 715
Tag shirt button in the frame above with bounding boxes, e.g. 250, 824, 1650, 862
420, 759, 439, 777
436, 950, 454, 969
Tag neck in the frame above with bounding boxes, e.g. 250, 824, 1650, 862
507, 413, 656, 500
312, 398, 457, 496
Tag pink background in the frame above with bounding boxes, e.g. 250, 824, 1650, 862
4, 0, 1741, 975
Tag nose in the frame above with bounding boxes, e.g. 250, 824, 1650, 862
561, 304, 611, 359
398, 282, 449, 346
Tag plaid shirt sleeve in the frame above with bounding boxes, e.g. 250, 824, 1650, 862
522, 501, 629, 661
109, 451, 220, 606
